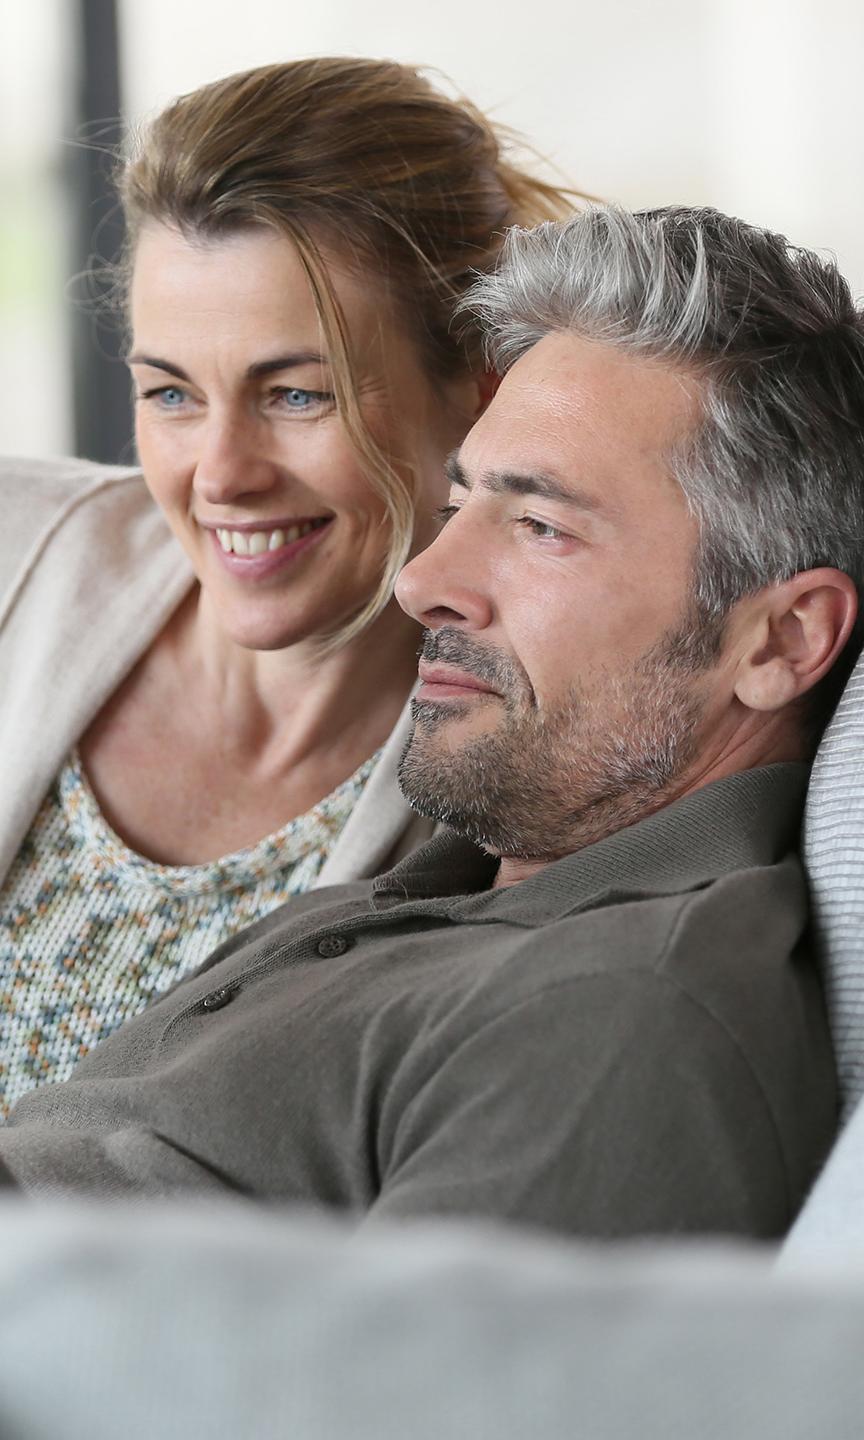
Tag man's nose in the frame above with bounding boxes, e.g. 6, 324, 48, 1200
193, 414, 277, 507
395, 517, 493, 632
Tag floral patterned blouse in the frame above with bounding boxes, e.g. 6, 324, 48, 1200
0, 748, 377, 1119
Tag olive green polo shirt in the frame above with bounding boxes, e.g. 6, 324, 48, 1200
0, 762, 835, 1239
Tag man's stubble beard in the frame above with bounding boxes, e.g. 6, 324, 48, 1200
397, 618, 722, 863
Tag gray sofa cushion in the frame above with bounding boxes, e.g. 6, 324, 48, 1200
1, 1201, 864, 1439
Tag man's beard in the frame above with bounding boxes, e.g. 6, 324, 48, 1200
397, 616, 722, 862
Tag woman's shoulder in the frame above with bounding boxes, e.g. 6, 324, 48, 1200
0, 454, 146, 527
0, 455, 158, 607
0, 454, 151, 573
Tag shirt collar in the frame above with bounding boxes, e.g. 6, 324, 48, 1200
372, 763, 809, 928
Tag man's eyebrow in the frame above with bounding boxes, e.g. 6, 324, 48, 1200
125, 352, 328, 381
445, 452, 605, 513
444, 453, 470, 489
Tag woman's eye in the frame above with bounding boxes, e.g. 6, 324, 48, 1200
140, 385, 187, 409
273, 387, 330, 411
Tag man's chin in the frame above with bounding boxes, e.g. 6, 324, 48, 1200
409, 697, 498, 749
398, 724, 461, 817
397, 722, 504, 848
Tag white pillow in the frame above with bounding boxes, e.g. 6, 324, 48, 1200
803, 647, 864, 1114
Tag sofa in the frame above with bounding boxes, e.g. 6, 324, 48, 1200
0, 1193, 861, 1440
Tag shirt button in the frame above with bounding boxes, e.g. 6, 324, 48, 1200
202, 986, 235, 1012
316, 934, 351, 958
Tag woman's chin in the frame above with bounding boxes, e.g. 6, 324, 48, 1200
203, 595, 358, 655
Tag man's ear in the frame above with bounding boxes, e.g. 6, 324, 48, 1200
733, 568, 858, 713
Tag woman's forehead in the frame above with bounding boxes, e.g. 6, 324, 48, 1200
129, 221, 424, 389
131, 222, 396, 344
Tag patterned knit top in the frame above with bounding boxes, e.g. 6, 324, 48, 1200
0, 748, 378, 1119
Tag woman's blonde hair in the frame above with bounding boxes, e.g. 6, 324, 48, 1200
120, 57, 578, 646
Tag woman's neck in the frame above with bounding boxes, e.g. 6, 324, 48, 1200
174, 587, 421, 771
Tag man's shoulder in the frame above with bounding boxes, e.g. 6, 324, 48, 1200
564, 845, 807, 977
655, 848, 808, 982
474, 847, 807, 1008
368, 844, 827, 1235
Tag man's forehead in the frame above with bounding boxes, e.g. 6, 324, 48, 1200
460, 331, 704, 484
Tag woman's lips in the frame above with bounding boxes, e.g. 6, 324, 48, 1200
205, 516, 333, 578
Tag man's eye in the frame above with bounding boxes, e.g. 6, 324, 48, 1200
519, 517, 565, 540
435, 504, 459, 525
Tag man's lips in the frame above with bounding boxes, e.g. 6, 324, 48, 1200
416, 663, 499, 700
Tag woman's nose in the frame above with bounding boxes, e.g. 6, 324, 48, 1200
192, 416, 277, 506
396, 519, 493, 632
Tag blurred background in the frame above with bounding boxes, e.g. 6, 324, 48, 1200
2, 0, 863, 462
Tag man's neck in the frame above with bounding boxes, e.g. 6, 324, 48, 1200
492, 721, 808, 889
493, 856, 547, 888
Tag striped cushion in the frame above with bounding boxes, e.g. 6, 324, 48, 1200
803, 649, 864, 1113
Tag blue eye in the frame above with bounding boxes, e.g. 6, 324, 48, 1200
159, 387, 185, 407
273, 386, 332, 412
139, 385, 187, 409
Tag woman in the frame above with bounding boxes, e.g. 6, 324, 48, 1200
0, 58, 574, 1115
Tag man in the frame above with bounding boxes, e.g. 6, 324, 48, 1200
1, 205, 862, 1237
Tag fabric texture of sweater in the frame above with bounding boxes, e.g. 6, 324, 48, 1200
0, 746, 379, 1115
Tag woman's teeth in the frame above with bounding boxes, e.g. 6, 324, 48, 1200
215, 520, 325, 556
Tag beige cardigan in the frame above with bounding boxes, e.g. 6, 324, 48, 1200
0, 455, 432, 888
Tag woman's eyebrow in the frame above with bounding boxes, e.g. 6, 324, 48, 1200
125, 351, 328, 380
245, 352, 328, 379
126, 354, 190, 380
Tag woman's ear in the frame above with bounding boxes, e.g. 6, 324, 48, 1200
733, 568, 858, 713
443, 370, 500, 429
475, 370, 501, 417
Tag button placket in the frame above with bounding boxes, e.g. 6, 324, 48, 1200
201, 985, 235, 1012
315, 934, 352, 958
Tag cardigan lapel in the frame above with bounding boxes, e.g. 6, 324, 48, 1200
0, 472, 192, 884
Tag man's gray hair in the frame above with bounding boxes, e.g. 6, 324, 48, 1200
463, 206, 864, 623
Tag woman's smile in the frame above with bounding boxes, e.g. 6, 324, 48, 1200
206, 516, 334, 580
